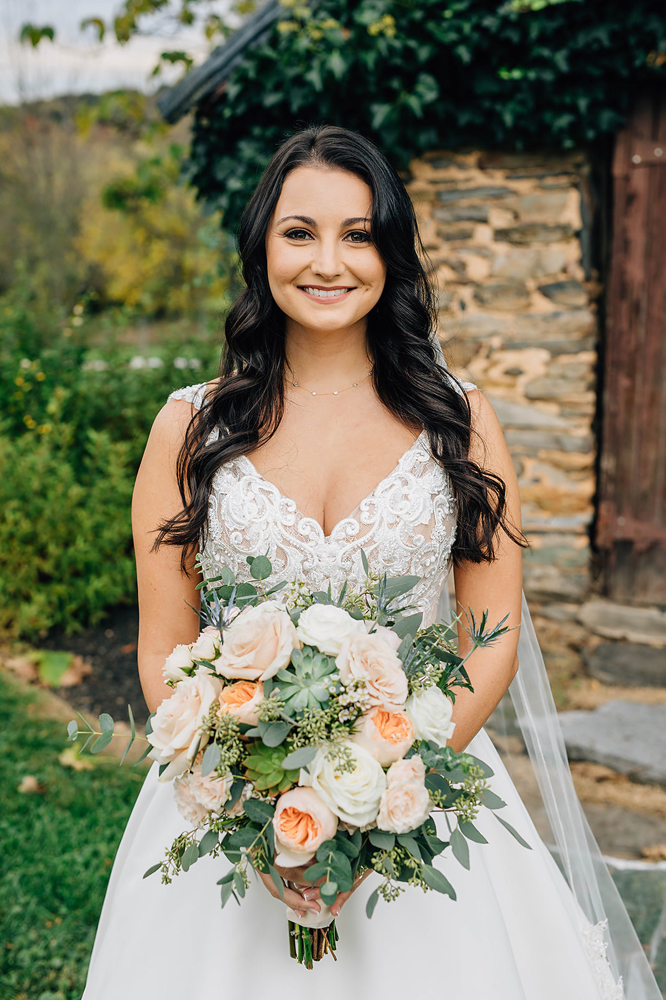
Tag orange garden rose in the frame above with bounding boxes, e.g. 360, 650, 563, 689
273, 786, 338, 867
352, 707, 414, 766
217, 680, 263, 726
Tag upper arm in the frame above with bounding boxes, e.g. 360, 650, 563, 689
449, 390, 523, 748
132, 399, 202, 712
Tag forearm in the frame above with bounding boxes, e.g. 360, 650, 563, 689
447, 640, 519, 752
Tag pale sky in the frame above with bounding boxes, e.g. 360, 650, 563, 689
0, 0, 236, 105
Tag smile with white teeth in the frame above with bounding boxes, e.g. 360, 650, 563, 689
300, 286, 353, 299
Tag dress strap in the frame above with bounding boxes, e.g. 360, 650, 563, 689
168, 382, 209, 410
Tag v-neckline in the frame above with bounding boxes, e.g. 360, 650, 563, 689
238, 430, 427, 540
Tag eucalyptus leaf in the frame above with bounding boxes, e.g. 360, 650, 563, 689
217, 870, 236, 885
220, 880, 235, 908
243, 799, 274, 824
201, 741, 221, 777
233, 870, 246, 898
466, 754, 494, 779
181, 843, 199, 872
199, 830, 219, 857
261, 721, 292, 747
320, 881, 338, 905
397, 835, 422, 861
119, 736, 135, 766
450, 827, 470, 870
90, 730, 113, 754
368, 829, 395, 851
77, 711, 94, 733
365, 886, 380, 918
481, 789, 507, 811
361, 549, 369, 575
392, 612, 423, 639
134, 741, 154, 766
249, 555, 272, 580
280, 745, 317, 770
67, 720, 78, 741
459, 820, 487, 844
494, 814, 532, 849
143, 863, 161, 879
422, 864, 457, 899
99, 713, 114, 733
268, 864, 284, 901
127, 703, 136, 740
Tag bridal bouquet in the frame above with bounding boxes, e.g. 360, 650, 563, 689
67, 553, 528, 968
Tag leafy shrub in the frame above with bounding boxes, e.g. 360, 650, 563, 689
0, 424, 136, 636
188, 0, 666, 231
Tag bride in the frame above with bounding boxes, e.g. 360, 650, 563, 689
82, 126, 659, 999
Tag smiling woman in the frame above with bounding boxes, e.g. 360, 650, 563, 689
78, 125, 659, 1000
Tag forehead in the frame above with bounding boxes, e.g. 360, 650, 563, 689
274, 165, 372, 221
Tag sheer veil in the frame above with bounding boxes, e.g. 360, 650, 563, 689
430, 331, 661, 999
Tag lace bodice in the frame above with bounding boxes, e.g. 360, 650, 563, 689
168, 380, 476, 625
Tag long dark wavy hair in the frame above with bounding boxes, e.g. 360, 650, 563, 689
156, 124, 525, 568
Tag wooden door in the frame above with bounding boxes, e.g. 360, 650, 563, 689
597, 87, 666, 605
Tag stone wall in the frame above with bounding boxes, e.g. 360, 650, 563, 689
406, 150, 598, 603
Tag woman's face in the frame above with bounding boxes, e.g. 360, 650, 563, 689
265, 165, 386, 335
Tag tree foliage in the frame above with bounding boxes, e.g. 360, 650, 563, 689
186, 0, 666, 231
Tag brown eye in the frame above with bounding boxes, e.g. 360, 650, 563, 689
346, 230, 372, 243
284, 228, 313, 240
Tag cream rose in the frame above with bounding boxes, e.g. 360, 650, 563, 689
173, 772, 209, 828
406, 685, 456, 747
163, 643, 194, 681
273, 786, 338, 867
352, 707, 414, 766
189, 765, 233, 812
336, 631, 408, 711
296, 604, 365, 655
148, 672, 222, 781
377, 755, 433, 834
190, 627, 220, 662
214, 601, 299, 681
217, 680, 263, 726
300, 742, 386, 828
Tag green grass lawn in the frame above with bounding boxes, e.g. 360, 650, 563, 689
0, 670, 144, 1000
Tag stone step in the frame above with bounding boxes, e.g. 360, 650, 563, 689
578, 601, 666, 647
584, 643, 666, 688
559, 700, 666, 786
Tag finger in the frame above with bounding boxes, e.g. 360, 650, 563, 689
257, 871, 321, 912
331, 870, 373, 916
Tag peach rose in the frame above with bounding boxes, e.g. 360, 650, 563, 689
336, 631, 408, 711
352, 707, 414, 766
376, 755, 433, 834
173, 772, 209, 828
148, 672, 222, 781
217, 680, 263, 726
273, 786, 338, 867
214, 601, 299, 681
173, 764, 233, 826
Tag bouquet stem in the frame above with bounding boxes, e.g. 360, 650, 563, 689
288, 920, 338, 968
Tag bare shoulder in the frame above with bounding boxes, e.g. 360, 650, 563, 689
465, 389, 511, 466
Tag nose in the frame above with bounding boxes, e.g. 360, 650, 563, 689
310, 234, 343, 280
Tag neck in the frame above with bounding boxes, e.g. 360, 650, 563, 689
283, 317, 372, 388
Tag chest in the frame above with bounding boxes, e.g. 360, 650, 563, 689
245, 393, 421, 538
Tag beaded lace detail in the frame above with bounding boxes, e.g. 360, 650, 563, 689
167, 381, 469, 625
582, 921, 625, 1000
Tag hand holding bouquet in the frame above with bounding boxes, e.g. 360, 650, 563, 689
67, 553, 528, 968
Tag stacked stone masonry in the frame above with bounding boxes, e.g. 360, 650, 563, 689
406, 150, 597, 602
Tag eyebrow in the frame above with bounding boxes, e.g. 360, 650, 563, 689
276, 215, 371, 227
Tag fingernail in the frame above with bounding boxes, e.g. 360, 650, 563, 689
302, 890, 314, 901
295, 909, 304, 919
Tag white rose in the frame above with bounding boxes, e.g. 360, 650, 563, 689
163, 643, 194, 681
214, 600, 299, 681
296, 604, 365, 655
300, 742, 386, 828
336, 631, 408, 711
173, 772, 209, 828
406, 685, 456, 747
148, 672, 222, 781
377, 755, 433, 834
190, 628, 220, 662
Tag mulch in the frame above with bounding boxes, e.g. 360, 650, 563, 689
38, 604, 150, 726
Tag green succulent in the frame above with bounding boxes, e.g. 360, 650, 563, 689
275, 646, 338, 713
243, 742, 299, 795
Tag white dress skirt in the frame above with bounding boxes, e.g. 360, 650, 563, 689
81, 383, 626, 999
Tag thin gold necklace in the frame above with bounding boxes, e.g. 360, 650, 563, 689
289, 366, 374, 397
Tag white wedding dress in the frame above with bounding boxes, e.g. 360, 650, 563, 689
82, 381, 638, 1000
